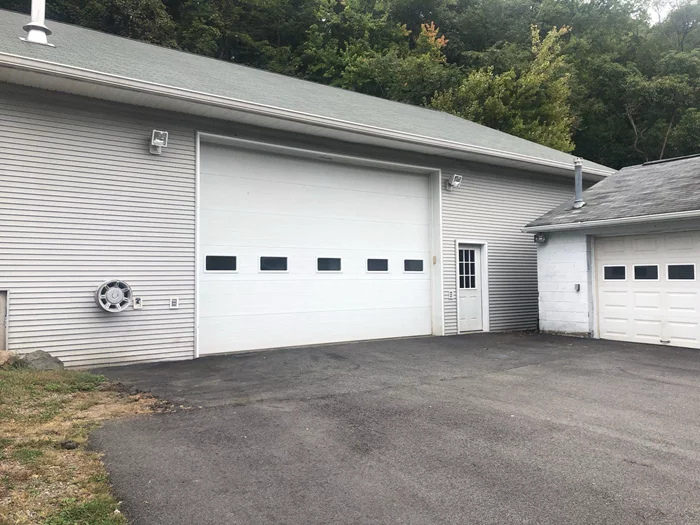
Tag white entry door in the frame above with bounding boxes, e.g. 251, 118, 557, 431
458, 245, 483, 332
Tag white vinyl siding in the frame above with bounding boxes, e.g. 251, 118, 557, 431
441, 169, 573, 333
0, 84, 196, 367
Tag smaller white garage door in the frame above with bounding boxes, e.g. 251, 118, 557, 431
596, 232, 700, 349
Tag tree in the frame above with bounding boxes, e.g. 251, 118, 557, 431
431, 26, 576, 152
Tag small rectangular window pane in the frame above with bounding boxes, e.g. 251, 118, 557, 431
367, 259, 388, 272
318, 258, 341, 271
604, 266, 626, 280
668, 264, 695, 280
634, 265, 658, 280
260, 256, 287, 271
404, 259, 424, 272
206, 255, 236, 271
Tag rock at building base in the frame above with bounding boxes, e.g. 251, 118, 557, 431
0, 350, 16, 367
24, 350, 64, 371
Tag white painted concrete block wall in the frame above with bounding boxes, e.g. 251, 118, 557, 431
537, 232, 591, 335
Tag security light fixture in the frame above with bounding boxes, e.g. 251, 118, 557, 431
150, 130, 169, 155
534, 233, 547, 244
446, 174, 463, 191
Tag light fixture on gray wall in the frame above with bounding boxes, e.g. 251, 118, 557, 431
533, 233, 547, 244
445, 174, 462, 191
150, 130, 169, 155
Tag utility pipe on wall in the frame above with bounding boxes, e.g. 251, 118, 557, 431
573, 158, 585, 209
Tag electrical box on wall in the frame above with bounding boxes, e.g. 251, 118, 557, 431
170, 298, 179, 309
133, 297, 143, 309
447, 290, 456, 300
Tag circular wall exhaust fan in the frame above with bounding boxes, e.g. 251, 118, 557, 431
95, 280, 132, 312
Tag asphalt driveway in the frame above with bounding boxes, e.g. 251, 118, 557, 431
92, 333, 700, 524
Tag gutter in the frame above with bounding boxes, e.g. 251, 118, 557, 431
523, 209, 700, 233
0, 52, 614, 179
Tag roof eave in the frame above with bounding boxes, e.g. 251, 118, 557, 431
0, 52, 614, 179
523, 209, 700, 233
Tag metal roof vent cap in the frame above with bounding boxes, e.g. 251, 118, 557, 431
21, 0, 53, 47
573, 157, 585, 209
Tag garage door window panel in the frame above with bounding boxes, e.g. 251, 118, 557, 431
367, 259, 389, 272
317, 258, 342, 272
668, 264, 695, 280
260, 257, 288, 272
603, 265, 626, 281
634, 265, 659, 280
205, 256, 237, 272
404, 259, 424, 272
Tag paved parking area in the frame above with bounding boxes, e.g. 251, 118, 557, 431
92, 333, 700, 524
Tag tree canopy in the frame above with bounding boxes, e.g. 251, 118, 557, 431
4, 0, 699, 168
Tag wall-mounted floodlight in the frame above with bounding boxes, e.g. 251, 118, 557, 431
533, 233, 547, 244
446, 174, 463, 191
150, 130, 169, 155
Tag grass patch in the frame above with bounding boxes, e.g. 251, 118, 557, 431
44, 497, 125, 525
0, 368, 159, 525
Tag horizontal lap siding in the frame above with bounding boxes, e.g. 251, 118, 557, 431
441, 167, 572, 334
0, 85, 196, 367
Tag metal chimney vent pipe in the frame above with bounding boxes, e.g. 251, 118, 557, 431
21, 0, 53, 46
573, 157, 585, 209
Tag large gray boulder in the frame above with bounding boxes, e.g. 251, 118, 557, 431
23, 350, 64, 370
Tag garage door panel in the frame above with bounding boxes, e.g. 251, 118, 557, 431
632, 320, 663, 341
201, 145, 430, 199
199, 307, 432, 353
634, 291, 662, 310
200, 211, 430, 252
600, 290, 628, 308
198, 143, 434, 355
198, 280, 431, 317
600, 317, 630, 337
201, 175, 430, 225
667, 320, 699, 343
667, 292, 698, 312
596, 233, 700, 350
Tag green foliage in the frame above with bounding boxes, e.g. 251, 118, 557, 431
2, 0, 700, 167
43, 497, 126, 525
432, 26, 575, 152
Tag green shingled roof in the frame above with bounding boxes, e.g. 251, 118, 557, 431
0, 8, 612, 173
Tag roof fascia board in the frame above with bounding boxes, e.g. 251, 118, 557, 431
0, 52, 613, 178
523, 209, 700, 233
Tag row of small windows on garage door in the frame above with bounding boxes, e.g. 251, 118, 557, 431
205, 256, 425, 273
603, 264, 696, 281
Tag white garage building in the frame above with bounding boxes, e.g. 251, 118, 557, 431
0, 8, 612, 366
526, 155, 700, 349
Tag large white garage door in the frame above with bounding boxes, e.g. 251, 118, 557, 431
596, 232, 700, 349
198, 142, 433, 355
